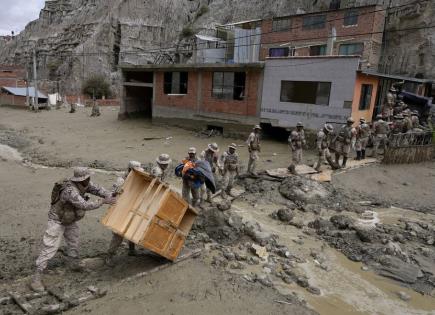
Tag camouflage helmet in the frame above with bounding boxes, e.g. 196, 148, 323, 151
360, 117, 366, 123
128, 161, 142, 170
228, 143, 237, 150
207, 143, 219, 152
188, 147, 197, 154
347, 117, 355, 124
253, 124, 262, 130
156, 154, 172, 165
71, 167, 93, 182
296, 122, 304, 127
324, 124, 334, 133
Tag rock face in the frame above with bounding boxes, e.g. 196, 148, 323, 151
0, 0, 433, 95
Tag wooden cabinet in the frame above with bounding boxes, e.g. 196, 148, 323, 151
101, 170, 198, 261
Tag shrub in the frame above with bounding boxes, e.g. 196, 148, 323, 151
82, 75, 111, 99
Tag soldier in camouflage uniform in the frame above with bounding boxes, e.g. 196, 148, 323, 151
219, 143, 240, 199
106, 161, 143, 267
151, 154, 172, 182
355, 118, 371, 160
334, 117, 357, 168
247, 125, 261, 176
314, 124, 337, 171
182, 147, 201, 206
372, 114, 390, 158
200, 143, 219, 202
402, 111, 413, 133
31, 167, 114, 292
288, 122, 306, 174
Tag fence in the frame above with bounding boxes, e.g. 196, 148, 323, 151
383, 131, 434, 164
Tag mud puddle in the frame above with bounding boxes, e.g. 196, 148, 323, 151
230, 199, 435, 315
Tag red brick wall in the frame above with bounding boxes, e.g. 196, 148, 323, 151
260, 6, 384, 60
201, 70, 260, 117
0, 94, 27, 106
154, 71, 198, 110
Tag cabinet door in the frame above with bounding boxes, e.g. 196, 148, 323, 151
165, 230, 186, 261
141, 217, 176, 257
157, 191, 188, 227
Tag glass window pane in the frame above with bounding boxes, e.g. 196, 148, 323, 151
316, 82, 331, 105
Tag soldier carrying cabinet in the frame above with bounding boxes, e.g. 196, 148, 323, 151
151, 154, 172, 182
31, 167, 115, 292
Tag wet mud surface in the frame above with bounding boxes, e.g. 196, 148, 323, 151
0, 106, 434, 315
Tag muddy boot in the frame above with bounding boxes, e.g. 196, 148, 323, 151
288, 164, 297, 175
361, 150, 366, 160
334, 153, 340, 166
221, 190, 228, 199
342, 157, 348, 168
128, 242, 136, 256
67, 257, 84, 272
326, 157, 339, 170
30, 271, 45, 293
105, 255, 116, 267
356, 151, 361, 160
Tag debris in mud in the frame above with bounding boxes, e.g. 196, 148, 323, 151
310, 213, 435, 294
251, 244, 269, 260
279, 176, 330, 203
271, 208, 294, 223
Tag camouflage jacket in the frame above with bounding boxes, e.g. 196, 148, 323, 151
220, 151, 239, 173
151, 165, 168, 181
49, 181, 110, 225
288, 129, 306, 150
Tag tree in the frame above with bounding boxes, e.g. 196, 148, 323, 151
82, 75, 111, 99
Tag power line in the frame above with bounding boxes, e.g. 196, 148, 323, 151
27, 23, 435, 59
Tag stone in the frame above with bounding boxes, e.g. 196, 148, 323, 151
361, 266, 369, 271
276, 208, 294, 223
296, 277, 309, 288
229, 261, 245, 270
235, 253, 247, 261
223, 251, 236, 261
256, 274, 273, 287
281, 276, 293, 284
251, 244, 269, 260
217, 200, 232, 211
330, 215, 354, 230
247, 256, 260, 265
279, 176, 330, 203
396, 291, 411, 302
307, 286, 321, 295
377, 256, 422, 284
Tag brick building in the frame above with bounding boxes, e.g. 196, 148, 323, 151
0, 65, 26, 88
260, 4, 385, 70
119, 64, 263, 132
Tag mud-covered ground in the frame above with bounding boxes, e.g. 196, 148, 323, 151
0, 106, 434, 315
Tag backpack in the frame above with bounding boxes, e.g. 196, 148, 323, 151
51, 179, 70, 205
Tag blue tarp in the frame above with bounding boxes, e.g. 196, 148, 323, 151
175, 160, 216, 193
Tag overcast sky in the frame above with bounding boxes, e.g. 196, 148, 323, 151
0, 0, 45, 36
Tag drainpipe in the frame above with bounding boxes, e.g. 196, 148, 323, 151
327, 27, 337, 55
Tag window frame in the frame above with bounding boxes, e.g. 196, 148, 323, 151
269, 47, 290, 57
212, 71, 246, 101
343, 10, 359, 26
280, 80, 331, 106
272, 17, 292, 32
302, 14, 326, 30
339, 43, 364, 56
358, 84, 373, 110
163, 71, 188, 95
309, 44, 327, 56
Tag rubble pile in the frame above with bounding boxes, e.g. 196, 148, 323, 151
310, 215, 435, 294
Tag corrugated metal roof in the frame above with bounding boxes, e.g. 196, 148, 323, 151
195, 34, 224, 42
1, 86, 48, 99
359, 71, 433, 84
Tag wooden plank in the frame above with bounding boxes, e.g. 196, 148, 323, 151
9, 292, 35, 314
311, 170, 332, 182
165, 230, 186, 261
141, 217, 176, 257
266, 165, 317, 178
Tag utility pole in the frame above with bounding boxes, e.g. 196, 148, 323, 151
33, 48, 39, 111
25, 58, 30, 108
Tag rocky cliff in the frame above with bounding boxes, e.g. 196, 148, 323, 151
0, 0, 433, 95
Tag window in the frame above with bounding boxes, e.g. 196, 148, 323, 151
339, 43, 364, 56
272, 17, 292, 32
343, 10, 359, 26
302, 15, 326, 30
269, 47, 289, 57
163, 72, 188, 94
280, 81, 331, 105
212, 72, 246, 101
359, 84, 372, 110
309, 45, 327, 56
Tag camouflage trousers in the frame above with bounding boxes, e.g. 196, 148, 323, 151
182, 179, 200, 206
291, 148, 303, 165
247, 150, 259, 174
355, 138, 369, 151
335, 142, 351, 157
222, 170, 237, 194
35, 219, 79, 272
373, 134, 388, 157
107, 233, 135, 256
